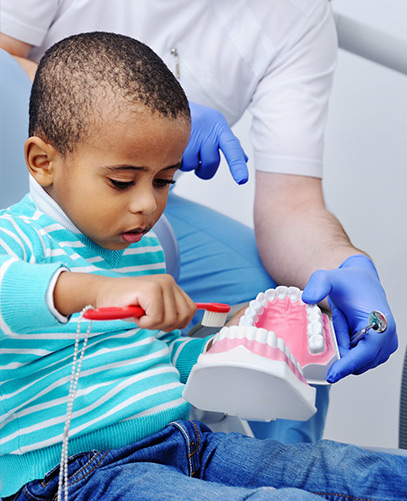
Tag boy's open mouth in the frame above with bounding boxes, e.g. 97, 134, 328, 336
121, 228, 149, 243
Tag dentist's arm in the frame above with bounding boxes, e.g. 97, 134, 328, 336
0, 33, 37, 80
254, 171, 397, 382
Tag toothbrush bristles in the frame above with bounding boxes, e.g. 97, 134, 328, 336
201, 310, 229, 328
195, 302, 230, 328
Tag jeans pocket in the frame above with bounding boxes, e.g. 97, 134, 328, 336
42, 451, 97, 487
22, 450, 105, 500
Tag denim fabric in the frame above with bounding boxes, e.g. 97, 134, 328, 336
7, 420, 407, 501
165, 193, 329, 444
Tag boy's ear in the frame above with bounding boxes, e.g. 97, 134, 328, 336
25, 136, 59, 187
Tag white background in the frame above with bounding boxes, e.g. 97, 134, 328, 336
174, 0, 407, 449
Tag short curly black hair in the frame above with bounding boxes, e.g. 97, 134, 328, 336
29, 31, 190, 157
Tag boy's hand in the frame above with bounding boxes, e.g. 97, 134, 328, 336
94, 274, 196, 332
55, 272, 196, 332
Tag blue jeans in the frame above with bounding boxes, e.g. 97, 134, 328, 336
165, 193, 329, 444
8, 420, 407, 500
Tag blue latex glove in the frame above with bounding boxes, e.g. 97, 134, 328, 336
302, 255, 398, 383
181, 101, 249, 185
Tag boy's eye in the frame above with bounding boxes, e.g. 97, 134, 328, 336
154, 179, 176, 189
109, 179, 134, 190
108, 178, 176, 190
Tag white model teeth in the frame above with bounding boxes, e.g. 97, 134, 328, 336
265, 288, 276, 302
212, 327, 227, 343
287, 286, 301, 302
308, 335, 324, 354
305, 305, 325, 354
245, 326, 258, 341
277, 336, 286, 352
275, 285, 288, 300
268, 330, 277, 348
249, 299, 264, 316
256, 328, 268, 344
239, 286, 326, 356
211, 326, 303, 376
239, 308, 258, 326
239, 286, 304, 328
255, 292, 267, 307
239, 290, 276, 327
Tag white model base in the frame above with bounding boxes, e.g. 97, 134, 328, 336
183, 345, 317, 422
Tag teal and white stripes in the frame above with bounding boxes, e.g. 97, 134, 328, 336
0, 195, 209, 497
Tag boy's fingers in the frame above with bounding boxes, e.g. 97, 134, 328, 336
159, 286, 195, 331
136, 279, 195, 331
96, 274, 195, 332
174, 289, 196, 329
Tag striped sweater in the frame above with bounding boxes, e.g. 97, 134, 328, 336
0, 186, 210, 497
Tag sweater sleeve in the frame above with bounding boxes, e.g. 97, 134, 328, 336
0, 256, 68, 335
0, 213, 69, 335
156, 330, 213, 384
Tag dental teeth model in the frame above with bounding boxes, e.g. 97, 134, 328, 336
183, 286, 340, 422
240, 285, 339, 383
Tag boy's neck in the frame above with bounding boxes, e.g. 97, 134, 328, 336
29, 175, 81, 234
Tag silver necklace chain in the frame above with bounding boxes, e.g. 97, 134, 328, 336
57, 305, 93, 501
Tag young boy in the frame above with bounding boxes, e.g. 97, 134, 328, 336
0, 32, 406, 500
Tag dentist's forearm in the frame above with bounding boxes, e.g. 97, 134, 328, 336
0, 33, 37, 81
253, 172, 367, 288
13, 55, 37, 81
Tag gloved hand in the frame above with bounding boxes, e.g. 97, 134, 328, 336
302, 254, 397, 383
181, 101, 249, 185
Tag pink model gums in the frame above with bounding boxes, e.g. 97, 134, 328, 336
183, 286, 340, 422
208, 326, 307, 385
239, 286, 339, 382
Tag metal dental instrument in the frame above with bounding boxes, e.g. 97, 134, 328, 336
350, 310, 388, 348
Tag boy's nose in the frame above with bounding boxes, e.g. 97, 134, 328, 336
129, 189, 157, 215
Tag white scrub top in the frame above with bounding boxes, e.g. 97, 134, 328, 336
1, 0, 337, 177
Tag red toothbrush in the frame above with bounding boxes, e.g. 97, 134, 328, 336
83, 302, 230, 327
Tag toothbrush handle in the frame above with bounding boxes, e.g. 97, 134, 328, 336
83, 305, 145, 320
195, 302, 230, 313
83, 302, 230, 321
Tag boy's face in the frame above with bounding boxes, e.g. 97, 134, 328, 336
44, 110, 190, 250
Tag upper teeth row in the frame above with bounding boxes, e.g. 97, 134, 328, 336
239, 286, 325, 355
212, 325, 304, 376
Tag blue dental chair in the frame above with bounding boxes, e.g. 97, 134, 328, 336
0, 49, 30, 208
